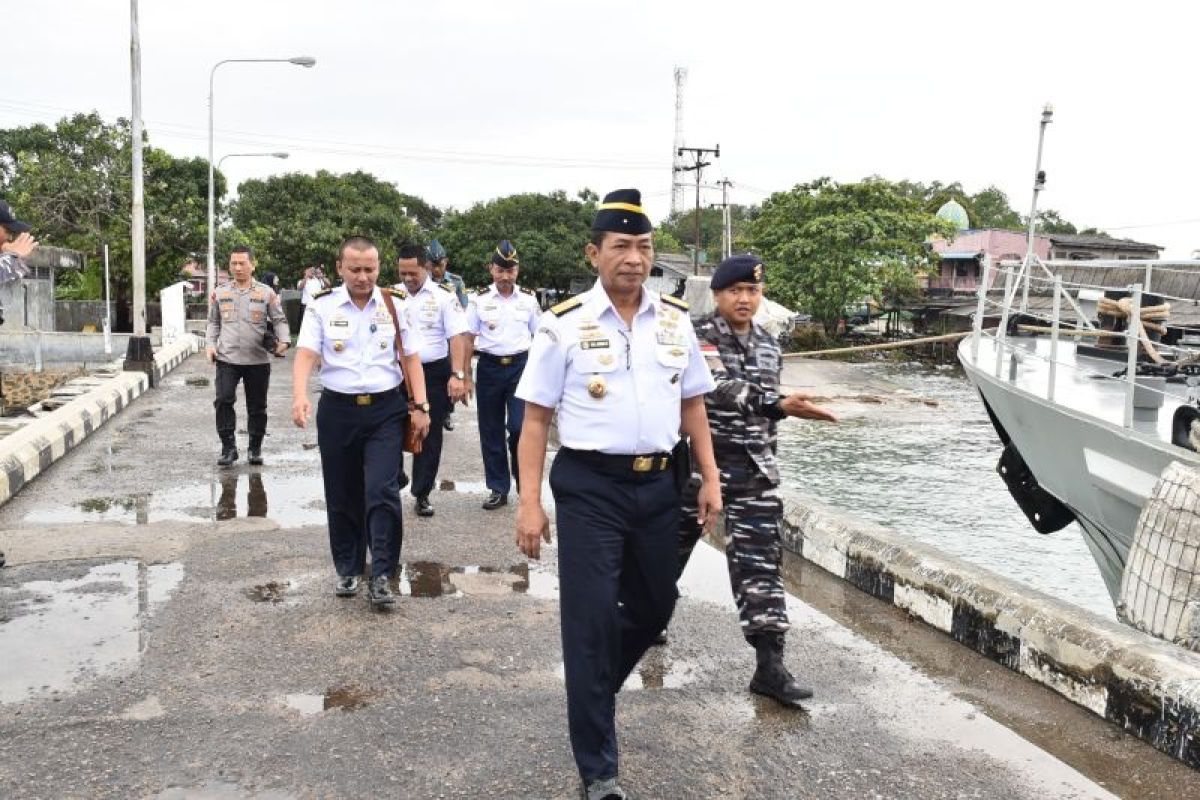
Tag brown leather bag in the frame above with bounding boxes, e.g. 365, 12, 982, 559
380, 288, 423, 455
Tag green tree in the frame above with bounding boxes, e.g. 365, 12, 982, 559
435, 190, 597, 292
1035, 209, 1077, 234
228, 170, 424, 285
748, 177, 954, 335
970, 185, 1022, 229
0, 112, 217, 307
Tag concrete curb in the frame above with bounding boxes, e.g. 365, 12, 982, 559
781, 492, 1200, 769
0, 336, 197, 506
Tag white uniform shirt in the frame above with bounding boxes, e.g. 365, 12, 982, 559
301, 277, 324, 306
516, 280, 715, 455
395, 277, 468, 363
466, 284, 541, 356
297, 285, 416, 394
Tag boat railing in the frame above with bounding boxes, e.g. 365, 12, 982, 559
970, 258, 1200, 430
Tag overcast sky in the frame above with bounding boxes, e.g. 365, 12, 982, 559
7, 1, 1200, 256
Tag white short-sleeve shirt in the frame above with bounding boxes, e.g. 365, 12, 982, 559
515, 280, 715, 455
395, 277, 468, 363
297, 285, 415, 394
466, 284, 541, 356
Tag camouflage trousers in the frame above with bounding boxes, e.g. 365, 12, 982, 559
679, 476, 789, 638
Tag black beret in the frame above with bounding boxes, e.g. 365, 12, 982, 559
592, 188, 652, 235
710, 254, 765, 290
492, 239, 519, 267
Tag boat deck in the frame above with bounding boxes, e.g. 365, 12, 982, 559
962, 333, 1195, 449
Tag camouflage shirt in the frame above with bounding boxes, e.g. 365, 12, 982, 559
696, 312, 788, 487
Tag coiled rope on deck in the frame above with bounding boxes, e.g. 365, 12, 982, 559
1097, 296, 1171, 365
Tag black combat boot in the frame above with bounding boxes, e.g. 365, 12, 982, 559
749, 632, 812, 707
217, 438, 238, 467
248, 436, 264, 466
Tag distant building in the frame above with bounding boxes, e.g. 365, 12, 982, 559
180, 260, 228, 297
1045, 233, 1161, 261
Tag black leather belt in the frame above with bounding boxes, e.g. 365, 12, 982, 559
560, 447, 672, 474
322, 387, 401, 406
479, 351, 527, 366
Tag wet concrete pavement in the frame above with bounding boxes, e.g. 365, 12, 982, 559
0, 353, 1193, 798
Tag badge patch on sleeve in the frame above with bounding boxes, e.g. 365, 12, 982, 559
701, 343, 722, 371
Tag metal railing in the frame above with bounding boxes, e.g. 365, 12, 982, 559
970, 258, 1200, 433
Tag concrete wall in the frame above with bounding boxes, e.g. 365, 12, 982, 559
0, 278, 54, 331
781, 491, 1200, 769
0, 331, 142, 367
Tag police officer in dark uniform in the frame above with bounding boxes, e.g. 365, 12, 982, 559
292, 236, 430, 606
677, 254, 837, 707
464, 240, 541, 509
206, 246, 290, 467
515, 190, 723, 800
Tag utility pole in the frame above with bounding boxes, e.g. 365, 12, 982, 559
676, 144, 719, 274
709, 178, 734, 260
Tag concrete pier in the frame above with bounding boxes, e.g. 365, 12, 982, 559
0, 352, 1195, 798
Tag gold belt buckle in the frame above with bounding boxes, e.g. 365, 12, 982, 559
632, 456, 653, 473
499, 356, 513, 366
355, 394, 372, 406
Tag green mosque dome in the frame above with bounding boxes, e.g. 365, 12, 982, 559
935, 198, 970, 231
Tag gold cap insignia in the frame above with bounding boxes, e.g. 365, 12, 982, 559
753, 263, 763, 281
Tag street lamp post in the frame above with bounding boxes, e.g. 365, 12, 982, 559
207, 57, 314, 302
217, 152, 289, 171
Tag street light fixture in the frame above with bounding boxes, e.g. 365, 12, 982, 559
216, 151, 289, 170
207, 57, 315, 303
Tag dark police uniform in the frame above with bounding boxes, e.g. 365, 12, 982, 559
677, 254, 814, 707
397, 275, 467, 505
516, 190, 715, 788
466, 241, 541, 501
296, 284, 414, 584
206, 279, 289, 464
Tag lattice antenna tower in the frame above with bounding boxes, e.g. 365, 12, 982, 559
670, 66, 688, 217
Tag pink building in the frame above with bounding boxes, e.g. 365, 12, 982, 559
928, 229, 1051, 294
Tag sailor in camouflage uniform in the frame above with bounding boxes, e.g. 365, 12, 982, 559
678, 254, 837, 708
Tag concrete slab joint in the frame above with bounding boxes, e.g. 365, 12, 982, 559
781, 492, 1200, 769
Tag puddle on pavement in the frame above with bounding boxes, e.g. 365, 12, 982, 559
283, 685, 372, 716
244, 581, 294, 604
436, 480, 490, 493
393, 561, 558, 599
554, 647, 700, 691
22, 472, 326, 528
0, 559, 183, 704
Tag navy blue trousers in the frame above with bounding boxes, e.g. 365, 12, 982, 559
317, 389, 405, 579
474, 352, 526, 494
550, 448, 681, 782
408, 356, 451, 499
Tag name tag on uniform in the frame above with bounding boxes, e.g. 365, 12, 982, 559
579, 339, 610, 350
331, 319, 349, 327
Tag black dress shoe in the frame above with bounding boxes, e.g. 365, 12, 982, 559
368, 575, 395, 606
443, 414, 455, 431
335, 575, 360, 597
217, 445, 238, 467
415, 495, 434, 517
482, 491, 508, 510
651, 629, 668, 647
398, 470, 410, 491
248, 449, 263, 466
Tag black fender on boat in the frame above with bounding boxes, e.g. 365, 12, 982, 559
1171, 404, 1200, 452
978, 392, 1077, 535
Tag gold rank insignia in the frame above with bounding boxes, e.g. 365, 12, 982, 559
598, 354, 614, 366
670, 347, 685, 357
587, 376, 607, 399
753, 263, 763, 281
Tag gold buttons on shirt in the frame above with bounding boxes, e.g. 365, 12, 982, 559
587, 376, 607, 399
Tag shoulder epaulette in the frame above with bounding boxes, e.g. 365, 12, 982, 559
520, 286, 535, 296
550, 296, 583, 317
312, 287, 333, 299
437, 281, 454, 293
475, 286, 490, 295
385, 287, 407, 300
661, 294, 689, 311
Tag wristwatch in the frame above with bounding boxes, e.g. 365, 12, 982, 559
452, 370, 466, 380
412, 401, 431, 413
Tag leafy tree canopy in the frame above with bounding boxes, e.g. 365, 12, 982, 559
227, 170, 422, 285
435, 190, 597, 292
748, 177, 955, 334
0, 112, 217, 300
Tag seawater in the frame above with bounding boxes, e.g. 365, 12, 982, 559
777, 361, 1115, 619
